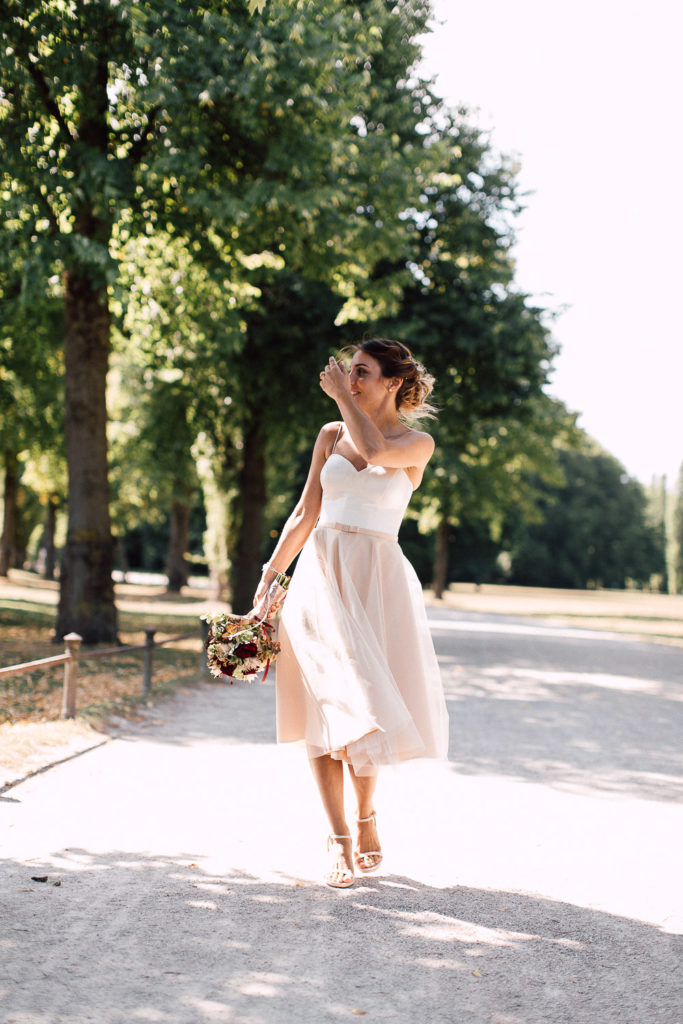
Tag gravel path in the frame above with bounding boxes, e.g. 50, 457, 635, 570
2, 608, 682, 1023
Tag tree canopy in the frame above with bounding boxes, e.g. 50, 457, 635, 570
3, 0, 664, 632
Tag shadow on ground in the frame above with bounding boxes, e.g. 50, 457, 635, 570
432, 616, 683, 803
2, 847, 682, 1024
116, 621, 683, 806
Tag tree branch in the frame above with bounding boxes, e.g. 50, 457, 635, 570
6, 9, 78, 146
26, 62, 77, 144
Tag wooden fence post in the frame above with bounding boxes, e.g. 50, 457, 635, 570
142, 628, 156, 695
62, 633, 82, 719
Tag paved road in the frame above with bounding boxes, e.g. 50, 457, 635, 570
2, 608, 682, 1024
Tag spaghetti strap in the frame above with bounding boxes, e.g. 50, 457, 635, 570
330, 422, 343, 454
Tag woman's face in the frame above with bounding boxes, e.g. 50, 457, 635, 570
348, 351, 395, 408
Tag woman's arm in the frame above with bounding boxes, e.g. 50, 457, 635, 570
337, 389, 434, 469
251, 422, 337, 616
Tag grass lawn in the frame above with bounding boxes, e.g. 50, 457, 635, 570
0, 569, 221, 728
427, 583, 683, 647
0, 569, 229, 788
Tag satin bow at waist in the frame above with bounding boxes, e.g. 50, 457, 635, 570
316, 520, 398, 543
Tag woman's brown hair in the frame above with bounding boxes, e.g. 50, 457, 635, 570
340, 338, 437, 421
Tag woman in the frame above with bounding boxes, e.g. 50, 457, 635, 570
252, 339, 449, 887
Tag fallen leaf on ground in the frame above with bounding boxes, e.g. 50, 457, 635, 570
472, 969, 482, 978
31, 876, 48, 883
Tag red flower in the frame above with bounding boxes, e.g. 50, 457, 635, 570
234, 642, 258, 659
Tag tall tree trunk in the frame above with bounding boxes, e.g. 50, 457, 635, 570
675, 463, 683, 594
0, 449, 19, 577
659, 476, 669, 594
55, 269, 117, 642
166, 498, 191, 592
231, 425, 266, 614
42, 495, 58, 581
432, 517, 450, 599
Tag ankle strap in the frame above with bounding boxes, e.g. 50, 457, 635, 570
357, 812, 376, 823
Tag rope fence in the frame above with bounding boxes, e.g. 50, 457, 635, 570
0, 624, 209, 719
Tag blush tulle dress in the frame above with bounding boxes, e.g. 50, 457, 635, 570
275, 424, 449, 775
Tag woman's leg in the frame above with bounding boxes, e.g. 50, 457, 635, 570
348, 766, 382, 871
309, 753, 354, 882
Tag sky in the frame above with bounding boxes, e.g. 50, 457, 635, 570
419, 0, 683, 487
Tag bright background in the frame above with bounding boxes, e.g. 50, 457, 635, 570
420, 0, 683, 486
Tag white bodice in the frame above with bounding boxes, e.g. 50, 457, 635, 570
318, 453, 413, 536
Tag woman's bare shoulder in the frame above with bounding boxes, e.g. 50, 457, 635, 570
316, 420, 343, 447
320, 420, 343, 437
307, 421, 343, 461
405, 425, 434, 441
403, 426, 435, 455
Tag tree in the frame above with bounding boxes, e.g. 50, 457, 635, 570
429, 396, 578, 589
0, 244, 63, 577
509, 445, 666, 590
645, 474, 669, 593
0, 0, 440, 635
195, 0, 443, 610
369, 112, 559, 593
108, 349, 202, 593
227, 272, 345, 610
106, 0, 443, 608
1, 0, 150, 638
118, 234, 343, 602
674, 464, 683, 594
20, 450, 67, 580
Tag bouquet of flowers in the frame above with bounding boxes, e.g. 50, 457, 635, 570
201, 612, 281, 682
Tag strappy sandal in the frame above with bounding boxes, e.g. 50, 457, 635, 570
326, 834, 354, 889
354, 812, 383, 874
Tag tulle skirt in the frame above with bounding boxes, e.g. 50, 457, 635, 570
275, 522, 449, 775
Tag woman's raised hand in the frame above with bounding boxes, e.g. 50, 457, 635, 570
319, 357, 350, 402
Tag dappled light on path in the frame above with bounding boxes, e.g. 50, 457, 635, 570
2, 846, 681, 1024
2, 606, 682, 1023
433, 612, 683, 805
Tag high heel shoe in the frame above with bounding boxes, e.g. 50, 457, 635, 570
354, 812, 383, 874
326, 834, 354, 888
